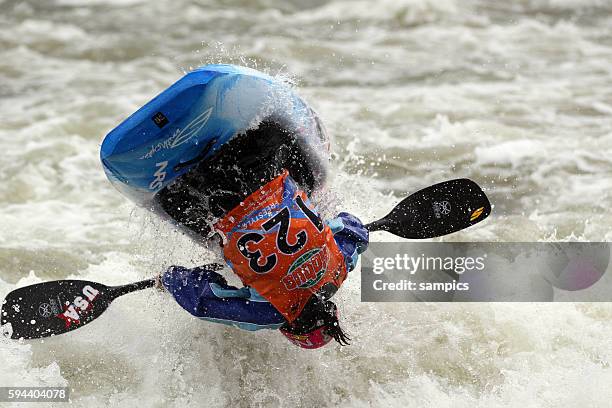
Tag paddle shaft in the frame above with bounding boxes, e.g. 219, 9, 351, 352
365, 220, 388, 232
108, 278, 157, 299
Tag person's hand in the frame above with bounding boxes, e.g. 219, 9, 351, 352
156, 263, 225, 293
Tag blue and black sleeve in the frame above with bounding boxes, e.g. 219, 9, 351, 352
162, 265, 285, 331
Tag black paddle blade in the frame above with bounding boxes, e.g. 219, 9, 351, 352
1, 280, 113, 340
367, 179, 491, 239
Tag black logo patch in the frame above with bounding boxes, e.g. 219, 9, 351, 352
152, 112, 169, 128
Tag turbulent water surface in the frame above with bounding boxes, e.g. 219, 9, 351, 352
1, 0, 612, 406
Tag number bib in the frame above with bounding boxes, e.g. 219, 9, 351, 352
215, 170, 347, 322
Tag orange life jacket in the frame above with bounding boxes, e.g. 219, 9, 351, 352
214, 170, 347, 322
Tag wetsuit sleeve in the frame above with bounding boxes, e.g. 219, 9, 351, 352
327, 212, 369, 272
161, 265, 285, 331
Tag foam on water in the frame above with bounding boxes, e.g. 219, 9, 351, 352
1, 0, 612, 406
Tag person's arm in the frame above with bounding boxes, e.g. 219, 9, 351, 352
161, 265, 285, 331
327, 212, 369, 272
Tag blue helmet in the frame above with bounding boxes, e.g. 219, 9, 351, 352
100, 64, 330, 212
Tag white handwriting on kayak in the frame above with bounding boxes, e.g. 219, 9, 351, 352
140, 107, 213, 159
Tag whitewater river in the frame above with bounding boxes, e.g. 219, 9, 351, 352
1, 0, 612, 406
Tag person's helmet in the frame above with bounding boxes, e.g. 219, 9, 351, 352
280, 299, 350, 349
280, 323, 334, 349
100, 64, 329, 237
